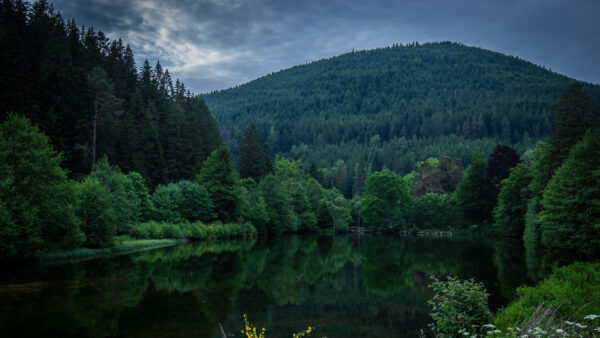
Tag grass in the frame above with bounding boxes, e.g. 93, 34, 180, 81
38, 239, 178, 264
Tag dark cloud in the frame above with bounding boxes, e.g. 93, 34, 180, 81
53, 0, 600, 93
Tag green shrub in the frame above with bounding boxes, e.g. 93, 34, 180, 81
428, 275, 493, 336
494, 261, 600, 329
130, 221, 257, 240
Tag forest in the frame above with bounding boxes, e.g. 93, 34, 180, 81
1, 0, 600, 337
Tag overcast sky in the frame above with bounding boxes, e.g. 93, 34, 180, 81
52, 0, 600, 94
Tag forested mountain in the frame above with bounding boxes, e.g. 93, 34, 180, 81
0, 0, 222, 187
204, 42, 600, 174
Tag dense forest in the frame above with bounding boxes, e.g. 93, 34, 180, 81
2, 0, 600, 337
204, 42, 600, 178
0, 0, 222, 187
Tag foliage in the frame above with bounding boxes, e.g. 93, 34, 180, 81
74, 177, 116, 248
91, 157, 144, 233
239, 178, 270, 233
152, 180, 214, 223
196, 146, 243, 222
254, 159, 349, 233
540, 130, 600, 260
0, 114, 83, 259
454, 152, 496, 226
130, 221, 257, 240
487, 144, 521, 188
494, 262, 600, 330
428, 275, 493, 336
412, 193, 459, 230
360, 169, 413, 230
493, 164, 533, 238
546, 83, 599, 183
205, 42, 600, 176
0, 1, 222, 185
238, 123, 270, 181
412, 155, 463, 197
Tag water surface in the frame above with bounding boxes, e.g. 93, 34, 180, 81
0, 235, 539, 337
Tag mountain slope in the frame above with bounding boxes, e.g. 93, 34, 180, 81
204, 42, 600, 175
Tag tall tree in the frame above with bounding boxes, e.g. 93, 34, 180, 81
196, 146, 242, 222
86, 66, 122, 172
360, 169, 413, 230
487, 145, 521, 188
540, 130, 600, 260
0, 114, 83, 259
454, 152, 496, 226
238, 123, 268, 181
493, 163, 533, 238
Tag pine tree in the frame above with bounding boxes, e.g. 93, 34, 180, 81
86, 66, 122, 172
546, 83, 599, 180
196, 146, 242, 222
454, 152, 496, 226
238, 123, 268, 181
540, 130, 600, 260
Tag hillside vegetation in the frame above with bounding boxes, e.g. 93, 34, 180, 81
204, 42, 600, 174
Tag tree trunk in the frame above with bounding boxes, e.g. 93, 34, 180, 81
91, 92, 98, 173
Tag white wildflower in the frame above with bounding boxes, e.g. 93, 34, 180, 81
584, 314, 600, 320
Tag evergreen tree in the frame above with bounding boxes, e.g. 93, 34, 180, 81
238, 123, 268, 181
540, 130, 600, 260
547, 83, 599, 174
352, 156, 367, 197
86, 66, 122, 172
493, 164, 533, 238
196, 146, 242, 222
454, 152, 496, 226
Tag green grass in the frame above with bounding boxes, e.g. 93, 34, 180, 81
38, 239, 178, 264
494, 261, 600, 329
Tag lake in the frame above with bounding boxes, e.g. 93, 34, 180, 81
0, 235, 540, 337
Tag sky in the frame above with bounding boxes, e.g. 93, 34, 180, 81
52, 0, 600, 94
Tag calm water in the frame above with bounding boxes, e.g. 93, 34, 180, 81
0, 235, 540, 337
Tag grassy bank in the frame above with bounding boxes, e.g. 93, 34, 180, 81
38, 239, 178, 264
131, 221, 257, 240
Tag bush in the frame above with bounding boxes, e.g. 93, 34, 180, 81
428, 275, 493, 336
130, 221, 257, 240
494, 261, 600, 329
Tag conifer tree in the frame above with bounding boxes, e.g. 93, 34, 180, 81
238, 123, 268, 181
540, 130, 600, 260
454, 152, 496, 226
196, 146, 242, 222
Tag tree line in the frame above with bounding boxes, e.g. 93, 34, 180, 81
204, 42, 600, 179
357, 83, 600, 262
0, 0, 222, 187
